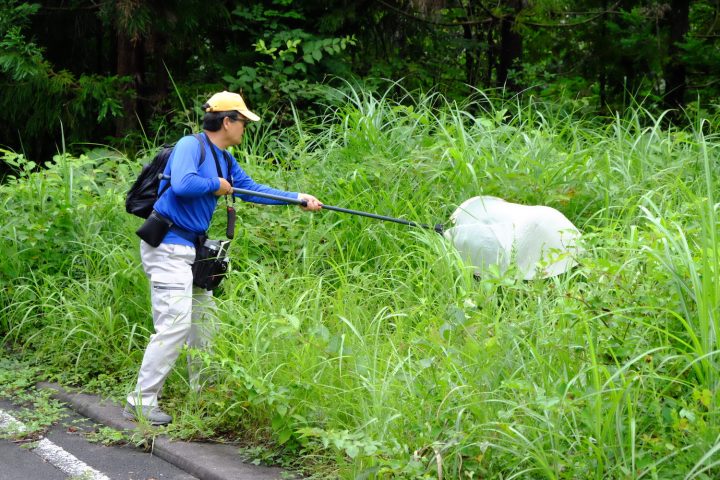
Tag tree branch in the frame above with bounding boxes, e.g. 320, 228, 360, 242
519, 1, 624, 28
376, 0, 625, 30
375, 0, 493, 26
39, 1, 101, 12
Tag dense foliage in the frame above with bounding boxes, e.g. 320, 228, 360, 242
3, 0, 720, 162
2, 86, 719, 478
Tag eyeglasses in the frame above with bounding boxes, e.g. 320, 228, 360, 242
228, 116, 248, 125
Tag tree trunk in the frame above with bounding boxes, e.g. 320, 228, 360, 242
598, 0, 608, 112
663, 0, 690, 110
461, 1, 485, 88
463, 23, 477, 87
115, 31, 142, 136
142, 30, 167, 124
497, 0, 523, 90
487, 20, 495, 85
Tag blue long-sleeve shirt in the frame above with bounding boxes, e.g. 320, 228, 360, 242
154, 133, 298, 246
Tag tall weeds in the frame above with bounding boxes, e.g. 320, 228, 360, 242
1, 85, 719, 478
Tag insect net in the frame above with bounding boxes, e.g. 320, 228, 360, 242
443, 196, 582, 280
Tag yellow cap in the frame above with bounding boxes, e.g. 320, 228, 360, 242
203, 91, 260, 121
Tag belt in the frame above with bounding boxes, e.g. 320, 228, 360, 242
152, 210, 202, 245
170, 224, 202, 245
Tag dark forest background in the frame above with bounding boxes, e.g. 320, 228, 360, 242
2, 0, 719, 162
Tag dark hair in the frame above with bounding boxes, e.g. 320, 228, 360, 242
202, 110, 241, 131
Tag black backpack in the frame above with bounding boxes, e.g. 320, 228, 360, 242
125, 133, 206, 218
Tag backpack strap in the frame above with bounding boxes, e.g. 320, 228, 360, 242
194, 133, 207, 166
221, 151, 233, 190
203, 133, 235, 193
157, 133, 206, 199
205, 135, 225, 180
202, 134, 236, 240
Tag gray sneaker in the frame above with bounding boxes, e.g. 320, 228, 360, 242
122, 403, 172, 425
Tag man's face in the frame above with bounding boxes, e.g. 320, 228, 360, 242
225, 115, 247, 145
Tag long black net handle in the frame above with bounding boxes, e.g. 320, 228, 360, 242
159, 174, 443, 234
233, 186, 444, 234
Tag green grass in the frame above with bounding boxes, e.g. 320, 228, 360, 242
1, 84, 719, 478
0, 357, 67, 439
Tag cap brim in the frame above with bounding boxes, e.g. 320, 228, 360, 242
240, 109, 260, 122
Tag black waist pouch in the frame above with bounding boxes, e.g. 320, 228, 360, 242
192, 237, 231, 290
136, 211, 172, 247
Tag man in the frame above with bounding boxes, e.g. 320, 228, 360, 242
124, 91, 322, 425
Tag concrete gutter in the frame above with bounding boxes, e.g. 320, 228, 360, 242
37, 382, 294, 480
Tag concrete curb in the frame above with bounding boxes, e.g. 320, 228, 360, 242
37, 382, 292, 480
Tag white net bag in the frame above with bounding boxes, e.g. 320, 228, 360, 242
443, 196, 582, 279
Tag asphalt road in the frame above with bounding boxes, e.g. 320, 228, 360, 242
0, 398, 197, 480
0, 439, 67, 480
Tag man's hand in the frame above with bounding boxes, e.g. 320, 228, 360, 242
298, 193, 322, 211
214, 178, 233, 196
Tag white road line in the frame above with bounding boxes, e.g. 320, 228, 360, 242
0, 408, 110, 480
0, 409, 27, 432
34, 438, 110, 479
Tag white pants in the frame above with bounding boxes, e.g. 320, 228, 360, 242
127, 241, 217, 407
